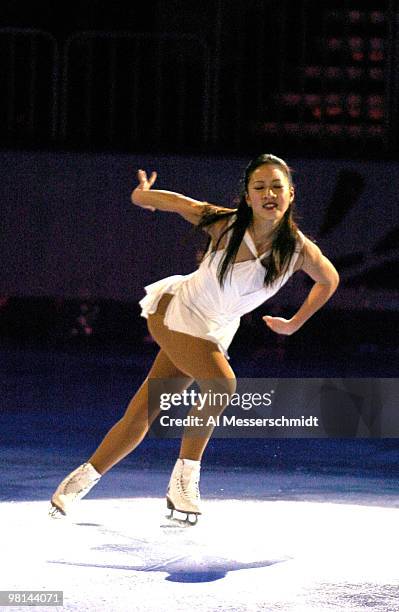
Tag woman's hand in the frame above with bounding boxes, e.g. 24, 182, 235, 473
262, 315, 300, 336
262, 240, 339, 337
132, 169, 158, 211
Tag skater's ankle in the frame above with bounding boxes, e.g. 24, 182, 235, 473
178, 455, 201, 464
86, 461, 105, 476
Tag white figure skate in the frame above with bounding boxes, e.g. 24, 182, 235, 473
166, 458, 201, 525
48, 462, 101, 518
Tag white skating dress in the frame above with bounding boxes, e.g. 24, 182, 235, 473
139, 225, 305, 358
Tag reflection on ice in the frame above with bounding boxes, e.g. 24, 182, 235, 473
50, 556, 284, 584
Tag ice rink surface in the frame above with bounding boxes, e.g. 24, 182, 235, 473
3, 464, 399, 612
2, 346, 399, 611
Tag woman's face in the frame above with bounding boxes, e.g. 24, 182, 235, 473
245, 163, 294, 225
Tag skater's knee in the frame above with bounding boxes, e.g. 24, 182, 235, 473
223, 376, 237, 397
202, 375, 237, 402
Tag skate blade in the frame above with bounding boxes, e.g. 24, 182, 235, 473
48, 502, 67, 519
163, 513, 198, 528
164, 502, 199, 527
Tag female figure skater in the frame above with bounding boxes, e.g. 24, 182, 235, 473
49, 153, 339, 523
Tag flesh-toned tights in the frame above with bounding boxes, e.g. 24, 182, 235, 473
89, 294, 236, 475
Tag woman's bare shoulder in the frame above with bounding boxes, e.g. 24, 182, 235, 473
292, 230, 308, 272
202, 204, 236, 240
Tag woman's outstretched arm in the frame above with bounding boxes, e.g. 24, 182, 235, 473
263, 237, 340, 335
131, 169, 231, 224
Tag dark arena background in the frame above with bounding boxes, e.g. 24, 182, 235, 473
2, 2, 399, 611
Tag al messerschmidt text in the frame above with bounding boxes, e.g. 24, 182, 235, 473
160, 415, 319, 427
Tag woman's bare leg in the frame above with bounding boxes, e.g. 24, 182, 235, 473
88, 350, 192, 474
147, 295, 236, 462
50, 294, 234, 518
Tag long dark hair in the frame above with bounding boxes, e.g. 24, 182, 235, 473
197, 153, 300, 287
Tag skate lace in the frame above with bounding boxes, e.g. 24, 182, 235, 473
63, 472, 99, 497
178, 473, 200, 501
